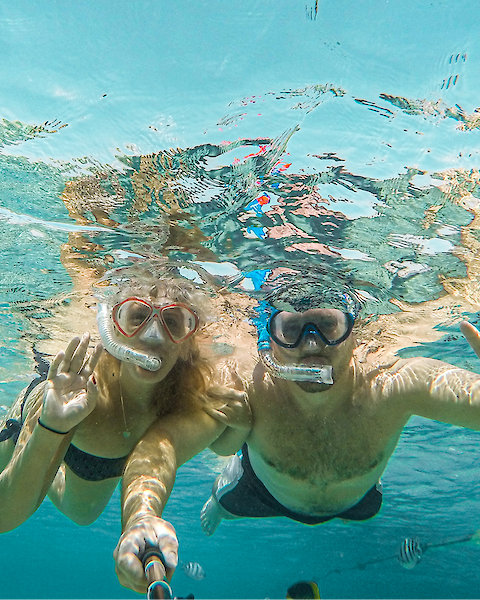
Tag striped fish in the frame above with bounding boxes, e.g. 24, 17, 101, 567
181, 561, 206, 580
398, 537, 423, 569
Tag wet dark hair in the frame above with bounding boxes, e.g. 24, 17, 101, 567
266, 280, 362, 317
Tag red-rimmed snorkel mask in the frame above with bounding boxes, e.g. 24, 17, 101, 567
112, 298, 199, 343
94, 265, 209, 372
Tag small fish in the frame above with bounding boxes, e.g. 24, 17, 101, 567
398, 537, 423, 569
287, 581, 320, 600
181, 562, 206, 581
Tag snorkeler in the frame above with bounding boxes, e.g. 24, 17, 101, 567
0, 263, 251, 532
114, 279, 480, 593
199, 287, 383, 531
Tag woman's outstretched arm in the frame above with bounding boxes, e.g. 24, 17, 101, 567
115, 380, 253, 594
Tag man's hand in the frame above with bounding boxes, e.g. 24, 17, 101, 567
460, 321, 480, 361
114, 516, 178, 593
40, 333, 103, 433
203, 387, 252, 431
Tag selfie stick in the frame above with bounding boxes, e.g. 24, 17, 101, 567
142, 546, 173, 600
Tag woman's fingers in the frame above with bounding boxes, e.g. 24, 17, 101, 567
50, 336, 81, 376
203, 403, 229, 422
114, 517, 178, 593
47, 351, 65, 380
68, 333, 91, 374
47, 335, 101, 386
81, 343, 103, 379
86, 376, 98, 400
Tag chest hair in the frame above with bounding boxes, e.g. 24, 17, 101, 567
255, 399, 386, 484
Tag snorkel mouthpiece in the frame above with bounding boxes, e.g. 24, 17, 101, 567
257, 337, 334, 384
97, 303, 162, 371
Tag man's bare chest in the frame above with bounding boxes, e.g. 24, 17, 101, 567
250, 401, 400, 484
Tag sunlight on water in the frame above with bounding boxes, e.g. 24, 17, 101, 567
1, 0, 480, 598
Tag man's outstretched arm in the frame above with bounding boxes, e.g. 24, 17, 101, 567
379, 321, 480, 429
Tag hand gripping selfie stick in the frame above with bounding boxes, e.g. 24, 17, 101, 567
142, 545, 173, 600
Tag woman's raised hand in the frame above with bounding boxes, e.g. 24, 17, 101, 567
40, 333, 103, 433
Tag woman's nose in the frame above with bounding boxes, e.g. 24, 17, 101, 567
139, 317, 166, 343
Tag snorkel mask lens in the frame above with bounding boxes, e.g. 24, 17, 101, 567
112, 298, 199, 343
268, 308, 354, 348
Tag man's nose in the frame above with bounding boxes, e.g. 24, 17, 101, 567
301, 330, 325, 349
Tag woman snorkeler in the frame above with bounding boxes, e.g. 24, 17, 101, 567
0, 263, 251, 532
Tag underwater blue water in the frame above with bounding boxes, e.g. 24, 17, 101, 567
3, 422, 480, 600
1, 0, 480, 598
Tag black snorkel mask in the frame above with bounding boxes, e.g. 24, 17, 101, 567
256, 288, 361, 384
267, 309, 355, 349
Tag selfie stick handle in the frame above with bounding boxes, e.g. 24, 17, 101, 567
142, 547, 173, 600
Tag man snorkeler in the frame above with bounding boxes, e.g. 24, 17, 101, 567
114, 281, 480, 593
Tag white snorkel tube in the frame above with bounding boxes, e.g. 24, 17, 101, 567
257, 333, 334, 384
97, 303, 162, 371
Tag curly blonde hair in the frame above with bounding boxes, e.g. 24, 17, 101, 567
94, 262, 215, 328
95, 262, 216, 412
